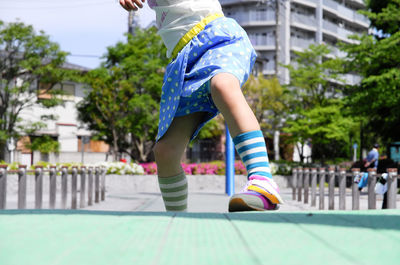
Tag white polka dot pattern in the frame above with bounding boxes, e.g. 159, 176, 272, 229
156, 17, 257, 142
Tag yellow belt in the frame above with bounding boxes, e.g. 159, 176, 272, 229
171, 13, 224, 59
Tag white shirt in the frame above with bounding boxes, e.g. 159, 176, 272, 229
147, 0, 223, 58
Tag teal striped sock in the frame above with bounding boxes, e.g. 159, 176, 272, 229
158, 172, 188, 212
233, 130, 272, 179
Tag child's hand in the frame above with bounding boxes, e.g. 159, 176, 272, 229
119, 0, 146, 11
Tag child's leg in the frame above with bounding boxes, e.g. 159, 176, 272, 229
153, 112, 205, 211
210, 72, 259, 138
210, 73, 283, 210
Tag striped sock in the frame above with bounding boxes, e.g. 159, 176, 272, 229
233, 130, 272, 179
158, 172, 188, 212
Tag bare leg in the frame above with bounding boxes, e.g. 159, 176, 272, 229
153, 112, 206, 212
211, 72, 283, 211
153, 112, 206, 177
210, 73, 259, 138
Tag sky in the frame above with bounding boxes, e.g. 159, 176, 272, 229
0, 0, 156, 69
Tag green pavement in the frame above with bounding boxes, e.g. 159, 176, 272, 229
1, 209, 400, 265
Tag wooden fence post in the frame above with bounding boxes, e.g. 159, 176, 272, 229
0, 165, 7, 209
71, 167, 78, 209
367, 168, 377, 210
303, 168, 310, 204
88, 167, 94, 206
61, 166, 68, 209
95, 167, 100, 203
387, 168, 398, 209
18, 165, 27, 209
319, 167, 325, 210
297, 167, 303, 202
101, 167, 106, 201
328, 167, 335, 210
35, 166, 43, 209
310, 168, 317, 207
352, 168, 360, 210
338, 168, 346, 210
80, 166, 86, 208
49, 166, 57, 209
292, 168, 297, 200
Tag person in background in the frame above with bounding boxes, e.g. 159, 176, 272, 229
364, 143, 379, 170
356, 144, 380, 191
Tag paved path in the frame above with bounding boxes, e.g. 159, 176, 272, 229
82, 188, 316, 212
1, 209, 399, 265
81, 174, 396, 212
1, 174, 400, 265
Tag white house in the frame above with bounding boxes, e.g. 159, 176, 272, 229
13, 62, 110, 166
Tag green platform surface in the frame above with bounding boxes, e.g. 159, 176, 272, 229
1, 209, 399, 265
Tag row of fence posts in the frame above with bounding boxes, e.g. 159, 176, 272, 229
0, 165, 106, 210
291, 167, 399, 210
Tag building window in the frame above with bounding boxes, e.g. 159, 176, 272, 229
78, 136, 110, 153
61, 83, 75, 96
38, 82, 76, 100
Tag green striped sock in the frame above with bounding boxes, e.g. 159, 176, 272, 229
158, 172, 188, 212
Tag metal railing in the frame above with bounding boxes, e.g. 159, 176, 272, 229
291, 167, 399, 210
0, 165, 107, 210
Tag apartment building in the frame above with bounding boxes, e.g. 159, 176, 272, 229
220, 0, 369, 85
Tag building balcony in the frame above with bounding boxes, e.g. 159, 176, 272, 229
290, 37, 316, 50
328, 45, 347, 58
219, 0, 259, 6
291, 13, 317, 31
249, 10, 276, 22
292, 0, 318, 8
262, 61, 276, 75
354, 12, 369, 25
323, 0, 369, 27
231, 11, 276, 26
249, 35, 276, 50
343, 73, 361, 86
323, 20, 338, 33
322, 20, 358, 40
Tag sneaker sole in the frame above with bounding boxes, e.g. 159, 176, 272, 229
229, 197, 267, 212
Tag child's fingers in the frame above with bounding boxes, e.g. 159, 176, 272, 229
119, 0, 133, 11
119, 0, 139, 11
133, 0, 144, 8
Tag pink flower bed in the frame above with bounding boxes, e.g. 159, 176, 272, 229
140, 161, 246, 175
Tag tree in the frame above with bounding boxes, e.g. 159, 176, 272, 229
78, 27, 168, 162
284, 101, 357, 163
342, 0, 400, 144
243, 74, 289, 160
0, 20, 72, 161
284, 44, 345, 109
282, 44, 356, 163
28, 135, 60, 154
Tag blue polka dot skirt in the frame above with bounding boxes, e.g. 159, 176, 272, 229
156, 16, 257, 142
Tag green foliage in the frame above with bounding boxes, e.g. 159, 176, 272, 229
284, 102, 357, 162
0, 20, 72, 160
243, 75, 289, 135
27, 135, 60, 154
364, 0, 400, 35
282, 44, 355, 163
342, 0, 400, 142
284, 44, 345, 109
78, 28, 168, 162
197, 115, 224, 140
